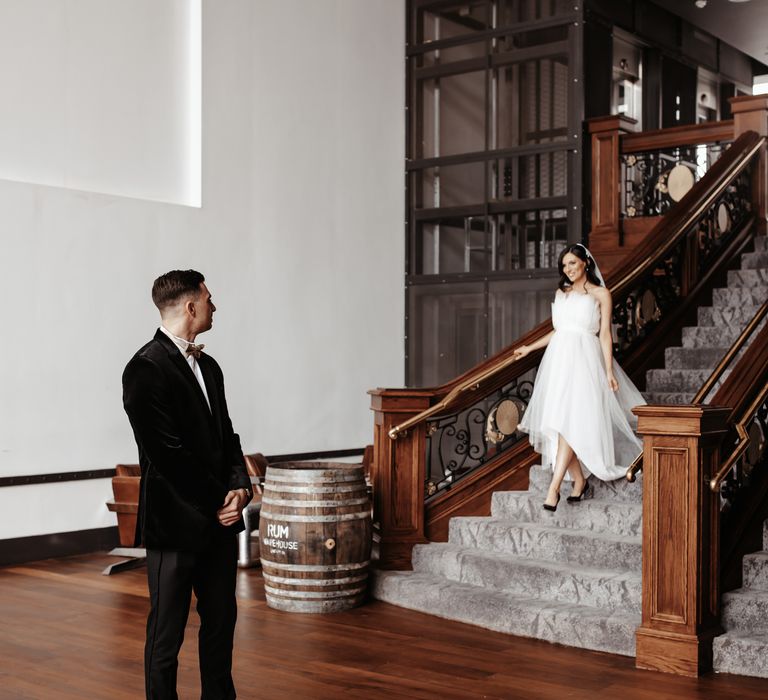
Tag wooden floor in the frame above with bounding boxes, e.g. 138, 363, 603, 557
2, 554, 768, 699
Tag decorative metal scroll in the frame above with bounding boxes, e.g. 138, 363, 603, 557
424, 371, 536, 499
621, 142, 728, 218
720, 398, 768, 514
613, 165, 753, 359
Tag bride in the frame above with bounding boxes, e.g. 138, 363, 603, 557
513, 244, 645, 510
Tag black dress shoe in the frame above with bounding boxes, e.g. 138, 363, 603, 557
542, 493, 560, 512
567, 480, 590, 503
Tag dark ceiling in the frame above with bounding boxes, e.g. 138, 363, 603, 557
661, 0, 768, 66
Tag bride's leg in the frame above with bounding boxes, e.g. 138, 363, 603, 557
545, 434, 574, 507
566, 453, 587, 496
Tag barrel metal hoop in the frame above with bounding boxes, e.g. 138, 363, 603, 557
262, 573, 368, 586
263, 484, 363, 494
260, 510, 371, 522
266, 470, 363, 483
261, 496, 370, 508
260, 558, 369, 572
264, 584, 367, 599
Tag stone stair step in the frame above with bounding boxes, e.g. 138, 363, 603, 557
743, 552, 768, 591
527, 465, 642, 503
372, 570, 639, 657
741, 251, 768, 269
698, 305, 762, 328
448, 517, 642, 571
713, 632, 768, 679
643, 392, 696, 405
681, 325, 738, 349
411, 543, 641, 614
727, 269, 768, 288
754, 236, 768, 252
713, 287, 766, 307
663, 346, 723, 370
645, 368, 713, 393
490, 492, 642, 538
721, 589, 768, 634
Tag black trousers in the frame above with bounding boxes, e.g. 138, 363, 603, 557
145, 530, 238, 700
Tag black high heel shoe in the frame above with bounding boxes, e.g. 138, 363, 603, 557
542, 493, 560, 512
567, 480, 590, 503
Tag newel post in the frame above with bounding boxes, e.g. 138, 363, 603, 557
633, 405, 730, 676
587, 115, 637, 242
369, 389, 431, 570
730, 95, 768, 236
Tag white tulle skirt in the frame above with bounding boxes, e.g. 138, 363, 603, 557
517, 328, 645, 481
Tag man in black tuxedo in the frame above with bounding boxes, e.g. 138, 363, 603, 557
123, 269, 252, 700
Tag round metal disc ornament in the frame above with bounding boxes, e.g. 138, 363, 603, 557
667, 164, 695, 202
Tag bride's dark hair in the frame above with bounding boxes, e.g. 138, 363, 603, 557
557, 244, 603, 291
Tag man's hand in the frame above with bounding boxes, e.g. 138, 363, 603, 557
217, 489, 248, 527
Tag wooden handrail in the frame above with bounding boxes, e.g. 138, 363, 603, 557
621, 119, 734, 153
710, 381, 768, 493
390, 131, 765, 442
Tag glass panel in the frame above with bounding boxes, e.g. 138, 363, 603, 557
492, 209, 567, 270
408, 282, 486, 387
497, 0, 574, 24
416, 217, 490, 275
421, 70, 487, 158
421, 2, 492, 44
488, 277, 557, 355
421, 41, 488, 68
496, 57, 569, 148
490, 149, 568, 201
420, 162, 486, 209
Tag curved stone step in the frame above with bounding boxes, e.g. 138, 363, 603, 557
645, 368, 715, 393
721, 589, 768, 634
740, 251, 768, 269
713, 631, 768, 679
643, 392, 695, 405
527, 464, 642, 503
713, 287, 766, 307
663, 346, 724, 370
681, 325, 738, 349
372, 570, 639, 657
727, 269, 768, 288
490, 492, 642, 538
743, 551, 768, 591
449, 517, 642, 570
698, 305, 762, 328
411, 543, 641, 614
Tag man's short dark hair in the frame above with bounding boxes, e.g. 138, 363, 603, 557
152, 270, 205, 311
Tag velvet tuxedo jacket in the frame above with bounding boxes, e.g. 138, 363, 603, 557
122, 329, 251, 552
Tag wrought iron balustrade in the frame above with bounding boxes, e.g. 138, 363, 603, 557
612, 164, 753, 361
424, 370, 536, 499
621, 142, 729, 218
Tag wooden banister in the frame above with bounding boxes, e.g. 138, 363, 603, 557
621, 120, 734, 153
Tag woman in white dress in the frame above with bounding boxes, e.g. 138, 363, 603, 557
514, 244, 645, 511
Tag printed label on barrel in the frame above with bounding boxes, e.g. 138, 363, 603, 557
262, 522, 299, 555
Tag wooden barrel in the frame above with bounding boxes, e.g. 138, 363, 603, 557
258, 461, 372, 613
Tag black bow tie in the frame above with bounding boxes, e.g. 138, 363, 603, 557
185, 343, 205, 359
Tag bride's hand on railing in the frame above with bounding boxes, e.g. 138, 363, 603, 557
512, 345, 530, 360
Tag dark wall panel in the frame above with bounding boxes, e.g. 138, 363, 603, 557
584, 18, 612, 119
661, 56, 697, 128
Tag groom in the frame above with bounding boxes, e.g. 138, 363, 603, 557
122, 269, 252, 699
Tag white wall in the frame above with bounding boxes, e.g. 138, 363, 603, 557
0, 0, 405, 540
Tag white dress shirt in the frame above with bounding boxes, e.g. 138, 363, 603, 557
159, 326, 212, 412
